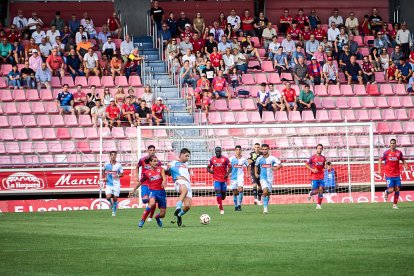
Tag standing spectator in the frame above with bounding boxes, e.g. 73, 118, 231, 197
7, 24, 22, 43
204, 34, 217, 57
369, 8, 383, 36
256, 82, 273, 118
29, 49, 42, 72
397, 58, 412, 84
345, 12, 359, 36
210, 47, 222, 68
46, 47, 65, 77
166, 12, 178, 38
180, 60, 196, 89
282, 82, 297, 112
262, 22, 277, 52
305, 35, 319, 60
13, 10, 28, 37
287, 21, 302, 42
297, 84, 316, 119
21, 61, 36, 88
152, 97, 169, 125
35, 62, 51, 89
253, 12, 268, 41
177, 12, 190, 36
66, 48, 84, 81
390, 45, 403, 65
327, 22, 340, 43
73, 84, 90, 115
31, 25, 46, 45
241, 9, 255, 37
50, 12, 65, 32
150, 1, 164, 31
80, 12, 94, 29
273, 46, 289, 75
308, 10, 320, 30
233, 48, 248, 73
293, 57, 312, 87
105, 98, 121, 128
180, 35, 193, 56
120, 34, 134, 63
102, 36, 117, 61
91, 99, 107, 127
38, 38, 52, 60
268, 83, 285, 111
56, 84, 74, 115
241, 34, 262, 64
396, 23, 412, 59
227, 9, 241, 33
192, 12, 205, 36
83, 47, 100, 78
323, 56, 339, 88
107, 11, 122, 39
86, 85, 100, 109
345, 55, 363, 85
360, 15, 371, 37
218, 12, 228, 29
97, 25, 111, 50
135, 100, 152, 126
308, 57, 324, 85
0, 38, 13, 64
362, 55, 376, 84
68, 14, 80, 38
121, 96, 136, 126
142, 86, 155, 108
295, 9, 309, 30
279, 9, 293, 35
8, 64, 22, 89
110, 55, 122, 80
27, 12, 44, 35
212, 70, 231, 100
328, 9, 343, 27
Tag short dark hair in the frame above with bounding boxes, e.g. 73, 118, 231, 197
63, 84, 69, 88
145, 155, 157, 164
304, 84, 310, 88
326, 161, 332, 166
180, 148, 191, 155
261, 82, 267, 87
316, 144, 323, 149
261, 143, 269, 148
254, 143, 260, 146
235, 145, 242, 149
390, 138, 397, 143
147, 145, 155, 150
110, 151, 117, 155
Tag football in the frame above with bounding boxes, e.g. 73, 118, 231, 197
200, 214, 211, 225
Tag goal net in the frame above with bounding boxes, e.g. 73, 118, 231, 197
124, 122, 375, 208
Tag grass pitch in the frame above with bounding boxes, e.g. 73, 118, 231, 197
1, 203, 414, 275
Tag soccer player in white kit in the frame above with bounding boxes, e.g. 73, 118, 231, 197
229, 145, 249, 211
102, 151, 124, 216
166, 148, 192, 227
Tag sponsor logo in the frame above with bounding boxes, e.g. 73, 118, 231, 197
262, 164, 272, 168
54, 173, 100, 188
1, 173, 45, 190
234, 165, 243, 168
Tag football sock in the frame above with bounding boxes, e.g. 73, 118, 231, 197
238, 192, 243, 206
233, 195, 237, 207
149, 206, 156, 218
178, 210, 187, 217
253, 187, 258, 200
107, 198, 112, 206
263, 196, 269, 208
113, 202, 118, 212
311, 189, 318, 196
258, 189, 262, 201
176, 200, 183, 210
317, 194, 323, 205
155, 213, 160, 219
216, 195, 223, 210
141, 207, 151, 220
394, 191, 400, 204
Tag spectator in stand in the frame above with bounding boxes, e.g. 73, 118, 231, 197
31, 25, 46, 45
191, 33, 204, 55
369, 48, 381, 72
312, 21, 326, 41
279, 9, 293, 35
242, 34, 262, 64
53, 37, 66, 57
177, 12, 190, 36
369, 8, 383, 36
409, 49, 414, 71
68, 14, 80, 38
204, 34, 217, 58
282, 82, 297, 112
374, 32, 388, 51
150, 1, 164, 31
125, 48, 143, 79
60, 26, 72, 48
180, 60, 196, 89
20, 61, 36, 88
360, 15, 371, 37
391, 45, 403, 65
396, 22, 412, 59
83, 47, 100, 78
397, 57, 412, 84
273, 46, 289, 75
46, 47, 65, 77
233, 48, 248, 73
268, 83, 285, 111
267, 35, 280, 60
290, 44, 305, 68
152, 97, 169, 126
13, 10, 28, 38
345, 12, 359, 36
86, 85, 100, 109
334, 27, 348, 55
230, 36, 241, 51
218, 12, 227, 29
241, 9, 255, 37
406, 75, 414, 92
386, 61, 398, 82
224, 23, 236, 40
180, 35, 193, 56
46, 25, 60, 45
27, 12, 44, 36
180, 24, 194, 39
91, 99, 107, 127
253, 12, 268, 41
102, 36, 117, 61
121, 96, 136, 126
212, 70, 231, 100
0, 38, 13, 64
227, 9, 241, 33
7, 64, 22, 89
182, 48, 196, 68
217, 35, 231, 55
114, 86, 126, 108
323, 56, 339, 88
209, 21, 224, 43
314, 45, 327, 67
347, 34, 361, 59
302, 24, 312, 45
287, 20, 302, 43
380, 48, 390, 71
229, 67, 241, 92
35, 61, 51, 89
39, 38, 52, 60
50, 11, 65, 32
345, 55, 363, 84
120, 34, 134, 63
135, 99, 152, 126
110, 55, 122, 80
328, 9, 343, 27
308, 9, 320, 30
293, 56, 312, 87
281, 34, 295, 59
159, 23, 172, 47
106, 98, 121, 128
7, 24, 22, 43
108, 11, 122, 39
305, 35, 319, 60
97, 25, 111, 50
338, 45, 351, 72
80, 12, 94, 29
216, 59, 227, 76
380, 23, 392, 45
196, 72, 210, 90
327, 22, 340, 44
166, 12, 178, 38
262, 22, 277, 53
298, 84, 317, 119
142, 85, 155, 108
73, 84, 90, 115
201, 89, 212, 119
361, 55, 376, 84
222, 48, 235, 71
75, 25, 88, 45
256, 82, 273, 118
102, 87, 112, 106
56, 84, 74, 115
66, 48, 84, 81
29, 49, 42, 71
166, 38, 179, 62
308, 57, 324, 85
210, 47, 222, 68
127, 87, 138, 105
192, 12, 205, 36
295, 9, 309, 30
389, 22, 399, 47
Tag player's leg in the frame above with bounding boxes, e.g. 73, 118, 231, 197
392, 178, 401, 209
231, 181, 238, 210
112, 186, 120, 216
261, 180, 270, 213
383, 178, 395, 201
177, 191, 192, 227
155, 191, 167, 227
139, 197, 156, 228
257, 183, 263, 205
105, 186, 113, 208
214, 181, 224, 213
141, 185, 150, 204
220, 182, 227, 214
307, 180, 319, 201
252, 175, 259, 204
237, 186, 244, 210
316, 181, 325, 209
175, 181, 188, 214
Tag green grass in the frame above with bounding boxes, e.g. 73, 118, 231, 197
1, 203, 414, 275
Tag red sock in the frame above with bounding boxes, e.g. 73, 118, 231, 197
393, 192, 400, 204
149, 206, 156, 218
141, 207, 151, 221
216, 196, 223, 210
155, 213, 160, 219
317, 196, 323, 205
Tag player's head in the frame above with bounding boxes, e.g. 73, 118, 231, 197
215, 146, 222, 157
235, 145, 242, 156
389, 138, 397, 150
146, 155, 159, 168
109, 151, 117, 161
179, 148, 191, 162
326, 161, 332, 169
261, 144, 270, 156
253, 143, 261, 153
147, 145, 156, 155
316, 144, 323, 154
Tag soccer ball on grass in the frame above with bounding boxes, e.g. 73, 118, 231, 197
200, 214, 211, 225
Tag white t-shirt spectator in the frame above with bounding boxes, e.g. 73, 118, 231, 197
27, 17, 44, 30
268, 42, 280, 53
328, 16, 343, 26
269, 89, 282, 103
84, 53, 99, 69
13, 16, 28, 29
120, 40, 134, 56
32, 31, 46, 44
227, 15, 241, 30
327, 28, 340, 42
182, 54, 196, 67
222, 54, 235, 71
103, 41, 116, 52
39, 43, 52, 57
281, 39, 295, 53
46, 29, 60, 45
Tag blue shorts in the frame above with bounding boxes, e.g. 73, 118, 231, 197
214, 181, 227, 192
61, 106, 73, 113
149, 189, 167, 208
141, 185, 150, 199
214, 91, 228, 98
386, 177, 401, 189
311, 180, 325, 190
350, 75, 360, 82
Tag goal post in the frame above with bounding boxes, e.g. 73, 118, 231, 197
128, 122, 376, 207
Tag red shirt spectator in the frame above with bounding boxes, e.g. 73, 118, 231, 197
202, 95, 211, 108
73, 91, 87, 107
106, 104, 120, 119
308, 62, 323, 78
282, 87, 296, 102
287, 27, 302, 40
241, 13, 254, 31
302, 28, 312, 41
362, 62, 374, 73
280, 14, 293, 26
122, 103, 135, 115
295, 14, 309, 30
152, 101, 168, 120
107, 15, 120, 32
180, 30, 194, 39
191, 35, 205, 53
7, 30, 21, 43
312, 28, 326, 41
210, 51, 222, 67
212, 76, 227, 91
46, 54, 64, 70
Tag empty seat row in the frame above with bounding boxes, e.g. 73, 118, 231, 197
0, 115, 93, 128
315, 84, 408, 96
316, 97, 414, 110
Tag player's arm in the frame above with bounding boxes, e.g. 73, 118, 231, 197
254, 163, 260, 179
273, 163, 283, 171
206, 160, 214, 174
305, 161, 318, 173
377, 156, 384, 175
161, 168, 167, 189
117, 167, 124, 178
402, 158, 409, 171
224, 160, 232, 179
128, 181, 142, 197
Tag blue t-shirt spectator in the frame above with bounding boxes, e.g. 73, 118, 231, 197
274, 52, 287, 65
398, 62, 412, 77
57, 91, 74, 106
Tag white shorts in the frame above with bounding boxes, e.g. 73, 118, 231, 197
105, 185, 120, 197
260, 179, 272, 192
230, 180, 244, 190
174, 179, 192, 198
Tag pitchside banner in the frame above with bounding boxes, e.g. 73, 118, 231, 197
1, 165, 414, 193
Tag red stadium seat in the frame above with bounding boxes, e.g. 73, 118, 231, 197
74, 76, 88, 87
329, 110, 342, 122
17, 102, 32, 114
115, 76, 129, 87
340, 84, 354, 96
398, 135, 411, 146
336, 98, 349, 109
33, 141, 49, 154
37, 115, 52, 127
354, 85, 367, 96
13, 128, 28, 140
39, 89, 53, 100
228, 99, 243, 111
209, 112, 223, 124
242, 98, 257, 111
43, 128, 57, 140
48, 141, 63, 153
88, 76, 102, 87
390, 122, 404, 134
314, 85, 328, 97
380, 84, 394, 95
85, 127, 99, 139
45, 102, 59, 114
354, 36, 363, 46
0, 116, 8, 128
72, 128, 86, 139
22, 115, 37, 127
28, 128, 44, 140
302, 110, 316, 122
321, 98, 336, 109
369, 110, 383, 121
375, 97, 389, 108
8, 115, 23, 127
348, 97, 362, 109
0, 90, 13, 101
5, 141, 20, 154
366, 84, 380, 96
404, 121, 414, 133
401, 96, 414, 108
261, 61, 274, 72
288, 111, 302, 122
267, 73, 281, 84
361, 97, 376, 108
388, 97, 402, 108
79, 115, 93, 126
101, 76, 115, 87
248, 112, 262, 123
32, 102, 46, 114
262, 111, 276, 123
221, 112, 237, 124
19, 142, 32, 154
343, 110, 357, 122
214, 99, 229, 111
274, 111, 287, 123
394, 84, 407, 95
382, 109, 397, 121
377, 122, 391, 134
355, 110, 370, 121
234, 112, 250, 124
255, 73, 267, 84
12, 89, 26, 101
244, 128, 257, 136
128, 76, 142, 86
241, 74, 255, 85
50, 115, 65, 127
395, 109, 409, 120
56, 128, 71, 139
64, 115, 78, 126
316, 110, 330, 122
327, 85, 341, 96
76, 141, 91, 153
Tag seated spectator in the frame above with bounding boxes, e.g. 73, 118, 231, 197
77, 35, 94, 58
60, 26, 72, 48
20, 61, 36, 88
84, 18, 97, 39
75, 25, 88, 45
233, 48, 248, 73
216, 58, 227, 75
152, 97, 169, 126
53, 36, 66, 57
397, 58, 412, 84
120, 34, 134, 63
290, 44, 305, 68
102, 36, 117, 61
13, 10, 28, 38
345, 55, 363, 85
66, 48, 84, 81
308, 57, 324, 85
56, 84, 74, 115
279, 9, 293, 35
273, 46, 289, 76
39, 37, 52, 60
180, 23, 194, 39
73, 84, 90, 115
230, 36, 241, 51
204, 34, 217, 57
86, 85, 100, 109
361, 55, 376, 84
297, 84, 316, 119
8, 64, 22, 89
323, 56, 339, 87
0, 38, 14, 64
191, 32, 204, 54
32, 25, 46, 45
319, 36, 333, 54
202, 60, 216, 83
196, 73, 210, 90
29, 49, 42, 72
110, 55, 122, 80
46, 25, 60, 45
97, 24, 111, 50
142, 86, 155, 108
201, 89, 212, 119
390, 46, 403, 65
210, 21, 225, 42
282, 82, 297, 112
314, 45, 327, 67
305, 35, 319, 60
46, 47, 65, 77
334, 27, 348, 54
262, 22, 277, 52
379, 48, 390, 71
91, 99, 107, 127
177, 12, 191, 36
360, 15, 371, 36
308, 10, 320, 30
11, 40, 24, 64
210, 47, 222, 68
386, 62, 398, 82
166, 38, 179, 62
135, 99, 152, 126
345, 11, 359, 36
241, 34, 262, 64
159, 23, 172, 47
338, 45, 351, 71
224, 23, 235, 42
407, 75, 414, 93
68, 14, 80, 38
286, 20, 302, 43
25, 38, 40, 60
256, 82, 273, 118
217, 35, 231, 55
293, 57, 312, 86
106, 98, 121, 128
121, 96, 137, 126
102, 87, 112, 106
212, 70, 231, 100
222, 47, 235, 71
312, 21, 326, 41
6, 25, 21, 43
268, 83, 285, 111
374, 32, 388, 51
83, 47, 100, 78
228, 67, 241, 92
127, 88, 138, 105
267, 35, 280, 60
182, 48, 196, 68
35, 62, 52, 89
125, 48, 143, 79
107, 11, 122, 39
50, 11, 65, 32
180, 60, 196, 89
114, 86, 126, 108
347, 34, 361, 60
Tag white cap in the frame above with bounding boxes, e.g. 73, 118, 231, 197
156, 97, 163, 101
185, 23, 191, 28
110, 98, 115, 102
